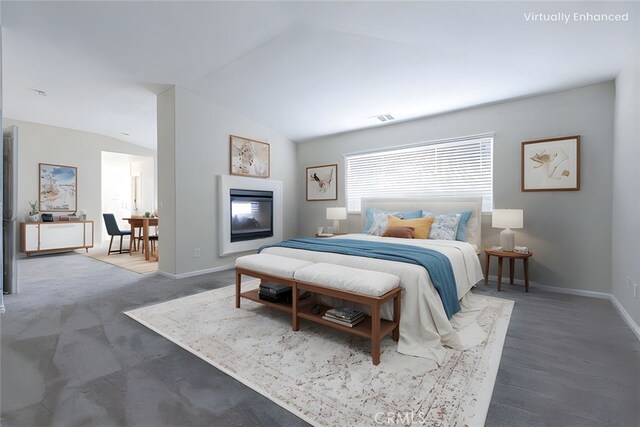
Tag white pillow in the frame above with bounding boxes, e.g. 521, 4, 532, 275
428, 213, 460, 240
465, 217, 478, 244
368, 212, 391, 236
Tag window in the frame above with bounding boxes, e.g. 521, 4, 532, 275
345, 134, 493, 212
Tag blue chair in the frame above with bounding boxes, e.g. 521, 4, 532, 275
103, 213, 131, 255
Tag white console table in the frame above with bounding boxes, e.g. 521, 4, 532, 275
20, 221, 94, 257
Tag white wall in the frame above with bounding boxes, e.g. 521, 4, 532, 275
4, 118, 157, 244
101, 151, 133, 234
297, 82, 615, 293
157, 86, 298, 276
612, 48, 640, 325
101, 151, 156, 240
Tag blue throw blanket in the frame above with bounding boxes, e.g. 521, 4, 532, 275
259, 238, 460, 319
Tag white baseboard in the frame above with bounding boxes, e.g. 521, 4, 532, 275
609, 294, 640, 340
486, 275, 640, 340
158, 264, 234, 280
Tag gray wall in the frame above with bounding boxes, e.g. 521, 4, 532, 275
612, 48, 640, 325
297, 82, 615, 293
3, 119, 157, 244
157, 86, 298, 276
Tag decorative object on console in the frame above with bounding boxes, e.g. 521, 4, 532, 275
522, 135, 580, 191
306, 164, 337, 201
230, 135, 270, 178
40, 213, 54, 222
25, 200, 39, 222
326, 207, 347, 233
492, 209, 523, 252
39, 163, 77, 212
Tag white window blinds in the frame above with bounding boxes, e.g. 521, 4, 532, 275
345, 135, 493, 212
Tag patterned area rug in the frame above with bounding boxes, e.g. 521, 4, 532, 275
126, 282, 513, 427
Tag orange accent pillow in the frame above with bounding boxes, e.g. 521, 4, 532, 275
382, 226, 415, 239
386, 216, 435, 239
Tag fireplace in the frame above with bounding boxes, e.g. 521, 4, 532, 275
230, 189, 273, 242
218, 175, 282, 256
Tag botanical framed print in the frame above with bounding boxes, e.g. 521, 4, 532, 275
522, 135, 580, 192
39, 163, 77, 212
306, 164, 337, 201
230, 135, 270, 178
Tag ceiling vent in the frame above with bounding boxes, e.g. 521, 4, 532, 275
370, 114, 395, 123
30, 89, 47, 97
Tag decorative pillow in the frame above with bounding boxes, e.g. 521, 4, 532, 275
363, 208, 422, 235
422, 210, 472, 241
382, 226, 415, 239
465, 217, 478, 244
427, 213, 461, 240
454, 211, 473, 241
386, 216, 435, 239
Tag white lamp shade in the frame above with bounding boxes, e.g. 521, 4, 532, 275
326, 207, 348, 220
492, 209, 523, 229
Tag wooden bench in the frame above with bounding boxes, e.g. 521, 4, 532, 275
235, 254, 402, 365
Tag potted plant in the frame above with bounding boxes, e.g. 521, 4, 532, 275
25, 201, 39, 222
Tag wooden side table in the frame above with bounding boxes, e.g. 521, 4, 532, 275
484, 249, 533, 292
315, 233, 348, 238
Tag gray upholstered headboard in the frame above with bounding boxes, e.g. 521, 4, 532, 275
360, 197, 483, 249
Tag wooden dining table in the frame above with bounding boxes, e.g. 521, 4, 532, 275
123, 217, 158, 261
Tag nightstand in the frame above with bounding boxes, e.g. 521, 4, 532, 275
484, 249, 533, 292
315, 233, 348, 238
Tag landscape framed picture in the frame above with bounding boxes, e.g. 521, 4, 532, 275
522, 135, 580, 192
306, 164, 337, 201
39, 163, 77, 212
230, 135, 270, 178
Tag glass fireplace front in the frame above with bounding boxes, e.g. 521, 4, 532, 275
230, 189, 273, 242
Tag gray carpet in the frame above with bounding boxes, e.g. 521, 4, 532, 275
1, 253, 639, 426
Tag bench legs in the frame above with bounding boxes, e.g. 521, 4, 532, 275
292, 285, 300, 331
371, 300, 381, 366
235, 268, 401, 366
235, 270, 242, 308
392, 291, 401, 342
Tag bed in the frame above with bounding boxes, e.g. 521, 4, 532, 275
261, 197, 485, 364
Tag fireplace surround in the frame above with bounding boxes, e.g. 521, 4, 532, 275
218, 175, 283, 256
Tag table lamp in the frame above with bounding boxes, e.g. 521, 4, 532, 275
492, 209, 523, 252
326, 207, 348, 233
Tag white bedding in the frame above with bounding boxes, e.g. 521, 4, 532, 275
262, 233, 485, 364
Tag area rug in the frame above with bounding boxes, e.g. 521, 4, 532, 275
84, 247, 158, 274
126, 282, 513, 427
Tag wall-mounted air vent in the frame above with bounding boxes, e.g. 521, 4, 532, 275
370, 114, 395, 123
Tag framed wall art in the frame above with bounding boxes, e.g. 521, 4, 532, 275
306, 164, 337, 201
230, 135, 270, 178
522, 135, 580, 192
39, 163, 77, 212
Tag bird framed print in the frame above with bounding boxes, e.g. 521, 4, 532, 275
306, 164, 337, 201
522, 135, 580, 191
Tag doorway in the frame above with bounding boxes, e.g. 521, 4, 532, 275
101, 152, 155, 243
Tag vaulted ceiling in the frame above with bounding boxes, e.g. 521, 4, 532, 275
2, 1, 638, 149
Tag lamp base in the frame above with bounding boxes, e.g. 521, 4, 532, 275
333, 219, 340, 233
500, 229, 515, 251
